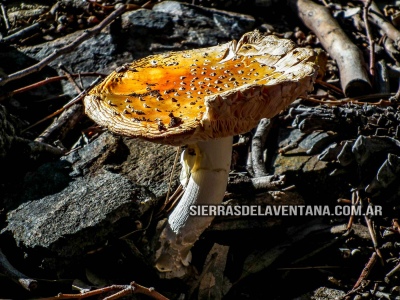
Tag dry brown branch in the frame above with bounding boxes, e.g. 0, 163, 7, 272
58, 65, 83, 94
0, 72, 106, 102
288, 0, 372, 97
36, 281, 169, 300
346, 191, 359, 231
385, 261, 400, 283
365, 215, 384, 265
0, 5, 127, 87
0, 248, 38, 291
352, 252, 377, 291
300, 93, 395, 106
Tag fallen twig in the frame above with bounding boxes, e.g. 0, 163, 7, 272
352, 252, 377, 291
385, 261, 400, 283
1, 22, 44, 44
0, 5, 127, 87
315, 79, 345, 96
58, 65, 83, 94
365, 215, 384, 265
23, 76, 102, 135
0, 3, 10, 31
0, 72, 106, 102
300, 93, 395, 106
346, 190, 360, 231
35, 281, 169, 300
0, 248, 38, 291
363, 0, 376, 77
289, 0, 372, 97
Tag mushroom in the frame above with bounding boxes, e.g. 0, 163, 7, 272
84, 31, 321, 278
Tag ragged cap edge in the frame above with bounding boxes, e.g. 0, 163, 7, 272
84, 31, 321, 146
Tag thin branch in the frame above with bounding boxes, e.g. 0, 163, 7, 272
36, 281, 169, 300
0, 72, 106, 102
1, 22, 43, 44
363, 0, 376, 77
300, 93, 395, 106
22, 76, 102, 133
315, 78, 345, 96
346, 190, 360, 231
366, 1, 400, 49
365, 215, 384, 265
0, 3, 10, 30
385, 261, 400, 282
346, 252, 377, 295
58, 65, 83, 94
0, 5, 127, 87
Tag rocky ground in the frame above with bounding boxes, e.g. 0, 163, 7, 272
1, 0, 400, 299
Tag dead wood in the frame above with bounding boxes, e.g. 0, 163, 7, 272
352, 252, 377, 291
35, 103, 84, 144
288, 0, 372, 97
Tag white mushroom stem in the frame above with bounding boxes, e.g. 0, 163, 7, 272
155, 136, 232, 277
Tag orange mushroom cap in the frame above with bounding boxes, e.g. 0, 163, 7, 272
84, 31, 320, 146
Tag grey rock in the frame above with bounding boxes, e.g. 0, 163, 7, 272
273, 128, 328, 174
366, 153, 400, 196
118, 137, 181, 199
63, 132, 123, 177
331, 223, 371, 241
271, 127, 348, 204
311, 287, 346, 300
122, 1, 255, 55
299, 131, 337, 155
64, 132, 180, 199
337, 140, 355, 167
2, 169, 154, 257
